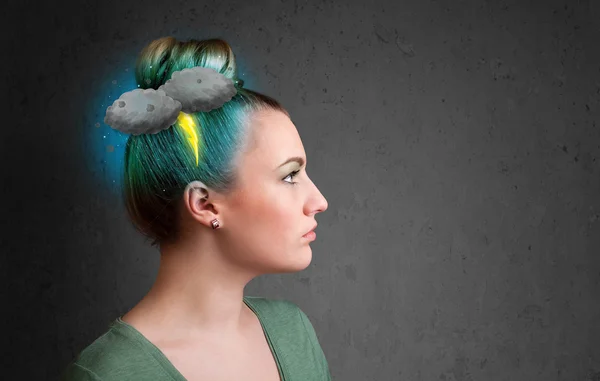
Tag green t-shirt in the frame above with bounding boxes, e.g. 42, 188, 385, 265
60, 296, 331, 381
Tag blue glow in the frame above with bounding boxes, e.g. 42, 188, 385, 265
84, 62, 135, 196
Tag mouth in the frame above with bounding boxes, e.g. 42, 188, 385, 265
302, 223, 318, 237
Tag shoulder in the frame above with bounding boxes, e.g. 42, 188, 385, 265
245, 296, 332, 379
60, 319, 171, 381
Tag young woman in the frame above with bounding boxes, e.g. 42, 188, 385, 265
61, 36, 330, 381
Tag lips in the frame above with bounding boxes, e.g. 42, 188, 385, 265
303, 223, 317, 236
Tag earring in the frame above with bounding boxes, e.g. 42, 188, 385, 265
211, 219, 221, 230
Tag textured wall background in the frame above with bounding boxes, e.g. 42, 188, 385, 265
3, 0, 599, 380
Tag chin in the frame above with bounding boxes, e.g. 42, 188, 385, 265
273, 246, 313, 274
291, 246, 313, 271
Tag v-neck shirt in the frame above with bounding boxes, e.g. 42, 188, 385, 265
60, 296, 332, 381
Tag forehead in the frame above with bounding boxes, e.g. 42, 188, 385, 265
243, 109, 306, 166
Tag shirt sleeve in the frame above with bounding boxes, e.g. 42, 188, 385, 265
60, 362, 103, 381
296, 306, 333, 381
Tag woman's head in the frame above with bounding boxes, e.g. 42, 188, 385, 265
123, 37, 328, 272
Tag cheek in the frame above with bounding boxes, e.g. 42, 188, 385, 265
231, 185, 299, 246
249, 191, 297, 236
224, 186, 310, 271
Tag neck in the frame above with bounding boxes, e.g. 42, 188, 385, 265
123, 235, 259, 342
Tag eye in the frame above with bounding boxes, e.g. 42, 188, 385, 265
283, 170, 300, 186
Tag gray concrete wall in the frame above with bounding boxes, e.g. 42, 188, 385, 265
3, 0, 599, 379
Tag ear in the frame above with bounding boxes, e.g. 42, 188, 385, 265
183, 180, 219, 227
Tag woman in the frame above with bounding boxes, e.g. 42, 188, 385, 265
61, 36, 330, 380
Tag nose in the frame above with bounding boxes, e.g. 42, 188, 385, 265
306, 178, 328, 215
315, 188, 328, 214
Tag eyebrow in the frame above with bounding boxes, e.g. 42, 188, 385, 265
277, 156, 305, 169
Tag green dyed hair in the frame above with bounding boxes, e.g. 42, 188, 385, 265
123, 36, 288, 248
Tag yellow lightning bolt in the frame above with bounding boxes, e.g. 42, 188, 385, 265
176, 112, 200, 166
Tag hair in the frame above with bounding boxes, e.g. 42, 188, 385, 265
123, 36, 288, 248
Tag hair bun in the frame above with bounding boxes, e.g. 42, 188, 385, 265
135, 37, 237, 89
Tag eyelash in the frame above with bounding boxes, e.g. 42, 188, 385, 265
283, 170, 300, 186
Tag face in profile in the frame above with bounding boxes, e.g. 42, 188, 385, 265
220, 109, 329, 274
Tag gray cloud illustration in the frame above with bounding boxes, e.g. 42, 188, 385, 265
104, 67, 237, 135
104, 88, 182, 135
158, 67, 236, 113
